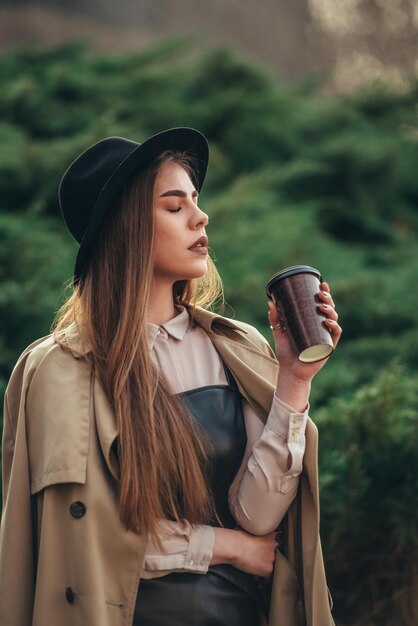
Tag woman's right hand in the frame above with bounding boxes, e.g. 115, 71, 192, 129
211, 527, 277, 578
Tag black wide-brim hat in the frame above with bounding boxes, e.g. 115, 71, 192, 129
58, 127, 209, 282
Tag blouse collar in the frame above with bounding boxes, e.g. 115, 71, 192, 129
147, 305, 190, 349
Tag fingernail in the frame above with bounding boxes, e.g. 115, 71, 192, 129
322, 290, 328, 297
322, 303, 329, 309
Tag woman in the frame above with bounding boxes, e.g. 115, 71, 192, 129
0, 127, 341, 626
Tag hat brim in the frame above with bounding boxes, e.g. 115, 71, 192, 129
74, 127, 209, 282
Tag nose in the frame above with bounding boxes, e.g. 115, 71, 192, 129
192, 206, 209, 229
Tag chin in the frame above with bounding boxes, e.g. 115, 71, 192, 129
178, 262, 208, 281
186, 270, 208, 281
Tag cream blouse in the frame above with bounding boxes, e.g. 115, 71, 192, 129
140, 307, 308, 579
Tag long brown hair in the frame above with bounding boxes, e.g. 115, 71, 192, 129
54, 150, 223, 538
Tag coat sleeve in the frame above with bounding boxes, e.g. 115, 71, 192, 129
0, 355, 37, 626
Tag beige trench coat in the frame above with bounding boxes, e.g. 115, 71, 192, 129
0, 307, 334, 626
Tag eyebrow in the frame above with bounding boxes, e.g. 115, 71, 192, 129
159, 189, 199, 198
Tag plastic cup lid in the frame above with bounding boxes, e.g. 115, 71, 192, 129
266, 265, 322, 299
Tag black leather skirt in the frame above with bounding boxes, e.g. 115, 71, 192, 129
133, 564, 266, 626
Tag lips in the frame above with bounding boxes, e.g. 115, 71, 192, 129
188, 235, 208, 254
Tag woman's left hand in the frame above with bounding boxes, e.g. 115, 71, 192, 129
268, 281, 342, 383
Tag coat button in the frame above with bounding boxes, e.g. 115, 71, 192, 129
65, 587, 76, 604
70, 501, 86, 518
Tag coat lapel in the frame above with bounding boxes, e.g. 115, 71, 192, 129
191, 306, 279, 421
61, 323, 120, 482
92, 375, 120, 481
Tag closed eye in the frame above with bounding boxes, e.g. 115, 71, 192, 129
168, 206, 182, 213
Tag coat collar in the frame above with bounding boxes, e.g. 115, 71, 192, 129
190, 306, 249, 336
61, 306, 248, 359
60, 323, 89, 359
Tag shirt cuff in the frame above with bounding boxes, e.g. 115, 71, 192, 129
266, 394, 308, 491
267, 393, 309, 441
184, 524, 215, 572
142, 524, 215, 575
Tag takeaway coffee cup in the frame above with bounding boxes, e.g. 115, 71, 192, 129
266, 265, 334, 363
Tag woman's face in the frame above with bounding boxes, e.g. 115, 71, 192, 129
153, 160, 209, 285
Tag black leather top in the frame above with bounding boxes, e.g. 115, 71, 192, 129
178, 364, 247, 529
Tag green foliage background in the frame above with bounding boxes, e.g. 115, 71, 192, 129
1, 39, 417, 625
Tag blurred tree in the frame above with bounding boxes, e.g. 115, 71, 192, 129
316, 364, 418, 626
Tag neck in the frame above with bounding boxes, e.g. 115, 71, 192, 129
148, 279, 178, 325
